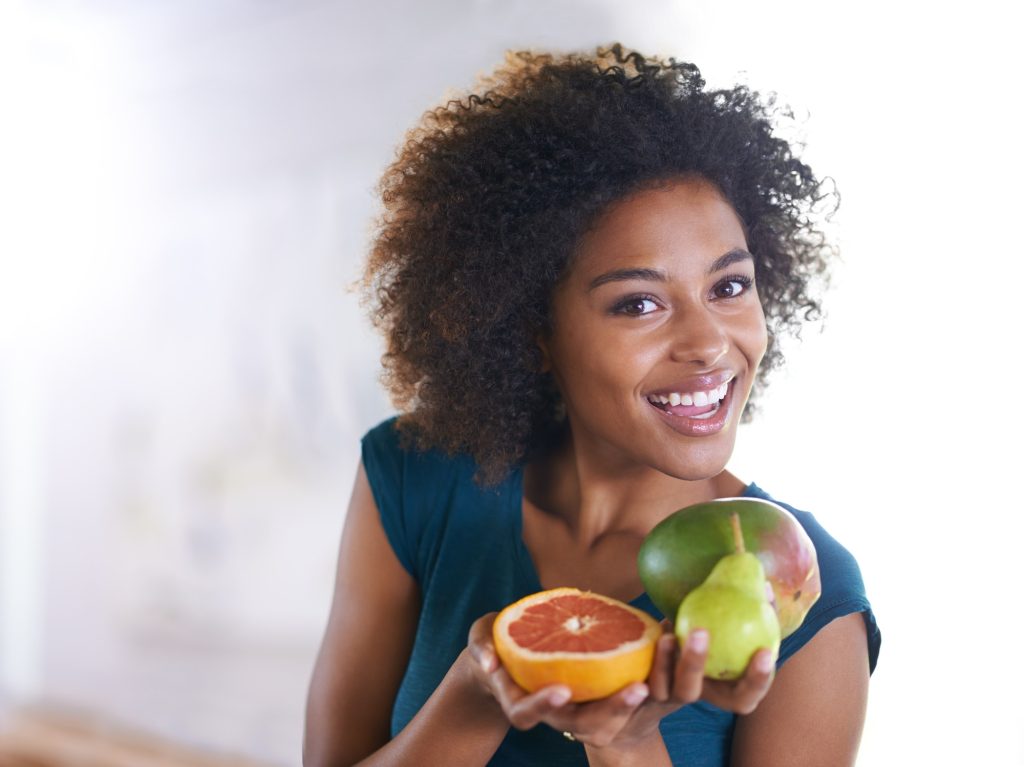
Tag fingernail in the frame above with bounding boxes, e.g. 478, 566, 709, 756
548, 687, 571, 706
689, 630, 708, 653
756, 652, 774, 673
624, 685, 648, 706
479, 650, 496, 672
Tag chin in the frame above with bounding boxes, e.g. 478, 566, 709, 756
655, 459, 729, 483
648, 437, 736, 482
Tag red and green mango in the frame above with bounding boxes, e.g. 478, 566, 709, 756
638, 497, 821, 639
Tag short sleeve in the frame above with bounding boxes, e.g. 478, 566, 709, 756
746, 485, 882, 674
361, 418, 418, 579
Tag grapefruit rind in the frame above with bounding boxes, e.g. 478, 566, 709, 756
492, 587, 661, 702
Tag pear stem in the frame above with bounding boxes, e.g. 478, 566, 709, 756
730, 512, 746, 554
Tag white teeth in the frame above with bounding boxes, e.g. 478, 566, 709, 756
647, 378, 734, 410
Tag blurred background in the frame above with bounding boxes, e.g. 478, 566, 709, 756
0, 0, 1021, 765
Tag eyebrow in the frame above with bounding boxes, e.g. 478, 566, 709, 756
709, 248, 754, 274
586, 248, 754, 291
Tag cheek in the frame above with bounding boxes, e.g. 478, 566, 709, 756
740, 302, 769, 364
549, 320, 647, 401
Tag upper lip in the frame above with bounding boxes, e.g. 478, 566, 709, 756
644, 372, 736, 397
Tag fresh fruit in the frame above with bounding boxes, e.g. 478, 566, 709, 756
675, 513, 781, 679
638, 497, 820, 638
492, 587, 662, 702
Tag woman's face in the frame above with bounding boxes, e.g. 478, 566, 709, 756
540, 177, 768, 480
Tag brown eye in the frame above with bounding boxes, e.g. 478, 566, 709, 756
614, 297, 658, 316
713, 277, 752, 299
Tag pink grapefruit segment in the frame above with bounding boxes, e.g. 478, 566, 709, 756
493, 587, 662, 702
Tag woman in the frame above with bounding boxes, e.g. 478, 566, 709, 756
305, 45, 881, 766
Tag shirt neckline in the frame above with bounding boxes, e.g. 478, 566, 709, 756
507, 465, 760, 612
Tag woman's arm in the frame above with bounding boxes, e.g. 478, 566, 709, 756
729, 612, 870, 767
303, 462, 510, 766
303, 461, 420, 764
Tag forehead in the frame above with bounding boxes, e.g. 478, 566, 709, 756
570, 178, 748, 276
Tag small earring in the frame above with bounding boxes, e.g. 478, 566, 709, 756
554, 400, 567, 422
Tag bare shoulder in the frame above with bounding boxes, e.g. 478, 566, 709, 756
731, 612, 870, 767
303, 461, 420, 767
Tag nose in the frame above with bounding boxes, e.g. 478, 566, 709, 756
668, 306, 729, 368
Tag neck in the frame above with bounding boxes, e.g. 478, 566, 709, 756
525, 424, 744, 547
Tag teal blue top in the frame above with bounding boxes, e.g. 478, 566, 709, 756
362, 418, 881, 766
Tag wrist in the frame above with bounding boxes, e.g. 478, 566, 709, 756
453, 648, 510, 729
382, 649, 512, 765
584, 729, 670, 767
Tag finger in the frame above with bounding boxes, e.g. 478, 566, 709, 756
648, 633, 677, 702
702, 649, 775, 715
504, 684, 574, 731
467, 613, 499, 673
480, 663, 556, 727
728, 649, 775, 714
556, 684, 649, 747
671, 630, 708, 703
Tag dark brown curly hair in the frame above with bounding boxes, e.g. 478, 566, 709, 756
363, 44, 835, 484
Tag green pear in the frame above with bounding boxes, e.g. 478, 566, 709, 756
674, 513, 781, 680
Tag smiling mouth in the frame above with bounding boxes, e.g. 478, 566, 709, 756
645, 379, 731, 420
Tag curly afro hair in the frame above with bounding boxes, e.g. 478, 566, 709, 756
363, 44, 835, 484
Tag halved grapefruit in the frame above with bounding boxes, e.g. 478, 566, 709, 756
492, 587, 662, 702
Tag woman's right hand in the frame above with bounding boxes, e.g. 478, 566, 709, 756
464, 612, 776, 753
464, 612, 590, 732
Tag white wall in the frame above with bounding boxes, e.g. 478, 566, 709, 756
1, 1, 1020, 764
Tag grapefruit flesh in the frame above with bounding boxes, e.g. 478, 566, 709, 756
493, 587, 661, 702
